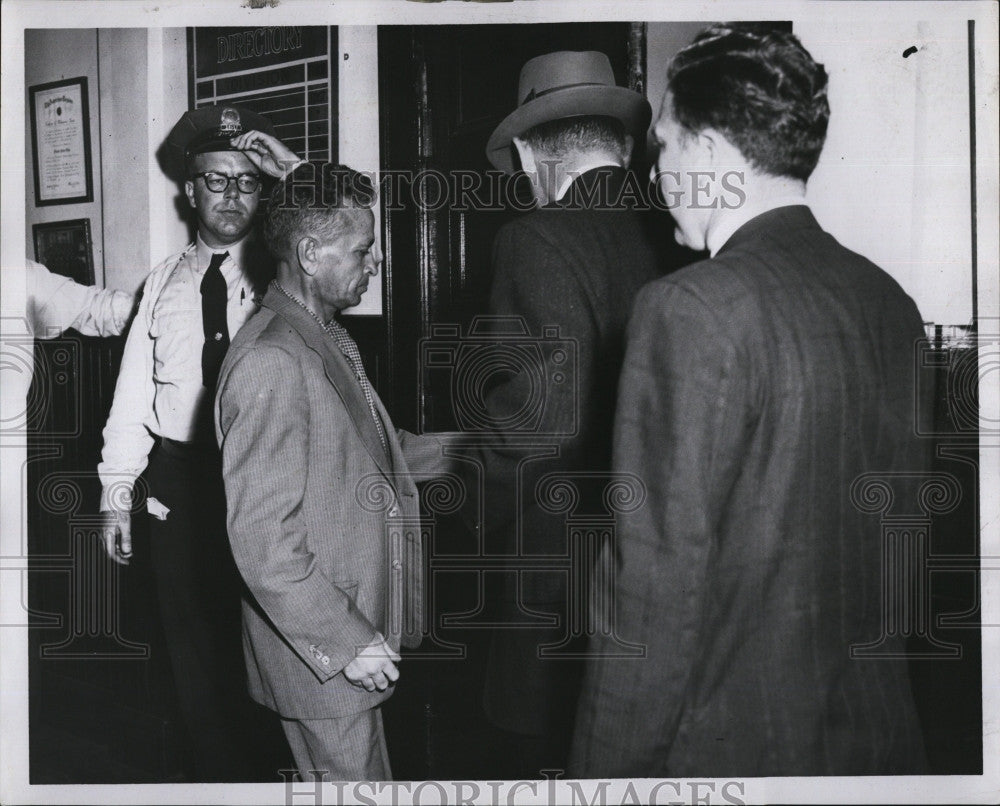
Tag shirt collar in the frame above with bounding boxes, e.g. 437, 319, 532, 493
554, 160, 622, 202
194, 231, 250, 274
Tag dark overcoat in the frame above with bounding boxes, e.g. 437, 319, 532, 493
476, 166, 663, 737
571, 205, 930, 776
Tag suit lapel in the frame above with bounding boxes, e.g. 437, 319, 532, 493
264, 287, 393, 477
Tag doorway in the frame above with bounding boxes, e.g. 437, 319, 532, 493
376, 22, 642, 779
377, 22, 644, 432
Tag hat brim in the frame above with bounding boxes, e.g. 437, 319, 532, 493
160, 105, 277, 182
486, 86, 652, 174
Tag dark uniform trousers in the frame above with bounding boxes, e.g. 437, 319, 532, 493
146, 437, 286, 781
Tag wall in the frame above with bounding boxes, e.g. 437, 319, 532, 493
644, 20, 976, 327
798, 18, 973, 327
24, 28, 172, 296
146, 28, 192, 284
24, 22, 978, 324
98, 29, 151, 293
339, 26, 383, 315
24, 29, 105, 282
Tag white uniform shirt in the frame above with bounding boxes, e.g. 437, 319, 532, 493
26, 259, 133, 339
98, 235, 259, 507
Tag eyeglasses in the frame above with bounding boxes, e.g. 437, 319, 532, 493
193, 172, 262, 194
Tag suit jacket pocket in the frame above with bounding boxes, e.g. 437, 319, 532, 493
335, 580, 359, 604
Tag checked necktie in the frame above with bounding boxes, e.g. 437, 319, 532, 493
271, 280, 390, 459
200, 251, 230, 388
327, 318, 390, 458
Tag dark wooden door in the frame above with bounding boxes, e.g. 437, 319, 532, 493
376, 22, 642, 780
378, 23, 640, 433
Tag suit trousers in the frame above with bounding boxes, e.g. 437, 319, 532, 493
281, 709, 392, 781
483, 624, 584, 777
146, 439, 280, 781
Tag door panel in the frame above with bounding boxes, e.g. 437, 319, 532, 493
377, 22, 639, 780
379, 23, 636, 432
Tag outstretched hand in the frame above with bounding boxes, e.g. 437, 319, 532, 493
230, 130, 302, 179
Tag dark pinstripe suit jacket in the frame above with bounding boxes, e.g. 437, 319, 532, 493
571, 205, 930, 776
215, 286, 447, 720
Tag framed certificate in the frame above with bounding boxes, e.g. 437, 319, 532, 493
29, 77, 95, 206
32, 218, 95, 286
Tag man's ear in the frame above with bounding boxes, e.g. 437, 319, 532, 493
512, 137, 536, 175
296, 236, 320, 276
695, 127, 726, 168
621, 134, 635, 169
184, 180, 196, 209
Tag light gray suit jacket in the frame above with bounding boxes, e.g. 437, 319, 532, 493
215, 285, 447, 719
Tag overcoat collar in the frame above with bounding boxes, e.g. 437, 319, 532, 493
716, 204, 820, 256
262, 284, 393, 476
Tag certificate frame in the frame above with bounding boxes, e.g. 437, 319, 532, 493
32, 218, 95, 286
28, 76, 95, 206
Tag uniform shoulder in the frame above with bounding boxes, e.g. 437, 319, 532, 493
142, 244, 196, 290
150, 243, 195, 275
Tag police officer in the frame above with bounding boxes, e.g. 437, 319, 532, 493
97, 105, 300, 780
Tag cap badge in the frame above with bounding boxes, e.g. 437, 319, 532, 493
218, 107, 242, 135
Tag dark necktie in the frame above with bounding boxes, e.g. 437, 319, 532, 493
200, 251, 230, 388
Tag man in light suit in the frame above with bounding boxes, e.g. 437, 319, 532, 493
571, 24, 929, 776
215, 164, 447, 780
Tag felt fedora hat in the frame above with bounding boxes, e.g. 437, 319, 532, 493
486, 50, 651, 174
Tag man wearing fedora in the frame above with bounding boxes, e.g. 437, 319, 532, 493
97, 105, 300, 780
472, 50, 663, 776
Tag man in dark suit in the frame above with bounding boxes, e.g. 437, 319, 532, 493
570, 24, 929, 777
215, 164, 449, 780
472, 50, 663, 776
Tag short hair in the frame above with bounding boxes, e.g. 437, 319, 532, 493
521, 115, 627, 161
263, 162, 375, 260
667, 23, 830, 181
